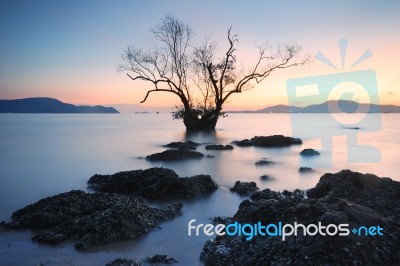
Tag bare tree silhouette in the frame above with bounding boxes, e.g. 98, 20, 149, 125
119, 15, 309, 130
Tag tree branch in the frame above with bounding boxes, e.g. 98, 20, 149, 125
140, 88, 182, 103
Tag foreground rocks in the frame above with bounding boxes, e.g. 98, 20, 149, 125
145, 254, 178, 264
105, 254, 177, 266
146, 149, 204, 161
88, 167, 218, 200
201, 170, 400, 265
234, 135, 302, 147
105, 258, 142, 266
3, 190, 182, 250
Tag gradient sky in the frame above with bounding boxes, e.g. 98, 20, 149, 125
0, 0, 399, 109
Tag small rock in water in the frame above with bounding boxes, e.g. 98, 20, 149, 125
205, 144, 234, 150
299, 167, 315, 173
163, 141, 200, 150
300, 148, 320, 156
235, 135, 302, 147
260, 174, 272, 181
255, 159, 275, 166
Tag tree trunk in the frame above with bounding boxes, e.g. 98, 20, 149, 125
183, 111, 219, 131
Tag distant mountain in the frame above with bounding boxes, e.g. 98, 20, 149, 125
0, 97, 119, 113
229, 100, 400, 113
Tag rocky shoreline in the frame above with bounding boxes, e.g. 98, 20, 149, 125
2, 190, 183, 250
200, 170, 400, 265
2, 135, 399, 265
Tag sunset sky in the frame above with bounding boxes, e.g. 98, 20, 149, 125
1, 0, 399, 110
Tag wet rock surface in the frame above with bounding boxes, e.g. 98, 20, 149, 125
105, 258, 143, 266
145, 254, 178, 264
201, 170, 400, 265
146, 149, 204, 161
234, 135, 302, 147
88, 167, 218, 200
205, 144, 234, 150
105, 255, 177, 266
163, 141, 200, 150
3, 190, 182, 250
230, 181, 259, 196
300, 148, 320, 156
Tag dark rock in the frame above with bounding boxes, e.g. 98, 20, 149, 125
105, 258, 142, 266
145, 254, 178, 264
163, 141, 200, 150
300, 148, 320, 156
4, 190, 182, 249
88, 167, 218, 200
232, 139, 252, 146
299, 167, 315, 173
230, 181, 259, 196
259, 174, 272, 181
250, 188, 282, 201
206, 155, 215, 158
146, 149, 203, 161
235, 135, 302, 147
205, 144, 234, 150
201, 170, 400, 265
255, 159, 275, 166
308, 169, 400, 217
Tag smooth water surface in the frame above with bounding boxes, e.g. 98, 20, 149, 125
0, 113, 398, 265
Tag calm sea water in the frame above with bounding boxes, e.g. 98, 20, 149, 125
0, 113, 398, 265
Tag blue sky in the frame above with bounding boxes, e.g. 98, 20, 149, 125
0, 0, 399, 108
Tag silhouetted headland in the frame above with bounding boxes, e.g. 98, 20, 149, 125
0, 97, 119, 113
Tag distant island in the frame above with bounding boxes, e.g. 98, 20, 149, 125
0, 97, 119, 113
229, 100, 400, 113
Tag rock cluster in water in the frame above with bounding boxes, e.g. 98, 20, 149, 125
234, 135, 302, 147
201, 170, 400, 265
2, 166, 219, 251
146, 149, 204, 161
88, 167, 218, 200
3, 190, 182, 250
